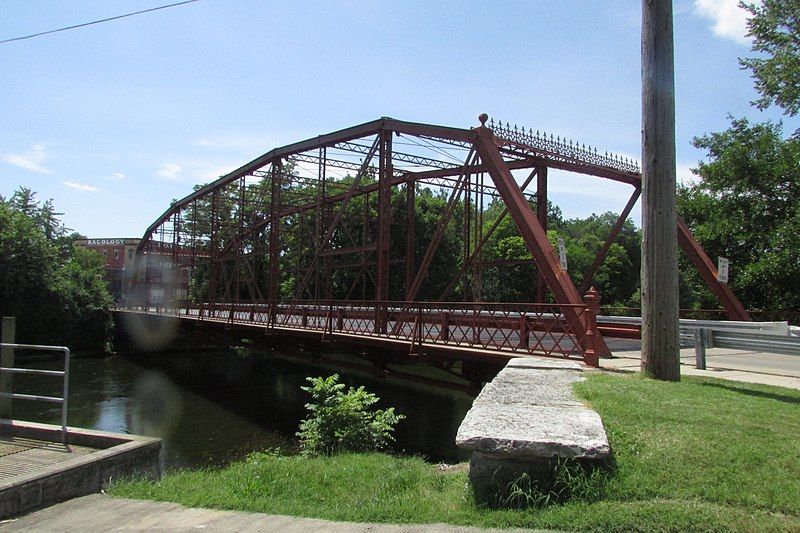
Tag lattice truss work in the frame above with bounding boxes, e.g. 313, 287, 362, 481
133, 116, 749, 338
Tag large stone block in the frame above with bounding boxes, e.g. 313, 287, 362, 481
455, 356, 610, 507
456, 403, 609, 459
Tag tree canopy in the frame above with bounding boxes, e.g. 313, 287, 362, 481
740, 0, 800, 117
0, 188, 113, 351
678, 118, 800, 312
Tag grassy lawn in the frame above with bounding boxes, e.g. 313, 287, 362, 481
109, 373, 800, 531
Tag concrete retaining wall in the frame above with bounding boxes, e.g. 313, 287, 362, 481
0, 420, 161, 518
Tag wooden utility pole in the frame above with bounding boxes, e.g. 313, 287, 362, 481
641, 0, 680, 381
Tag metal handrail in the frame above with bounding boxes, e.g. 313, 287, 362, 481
0, 343, 70, 443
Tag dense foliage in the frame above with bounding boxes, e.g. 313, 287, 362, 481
676, 2, 800, 316
740, 0, 800, 117
679, 118, 800, 311
296, 374, 404, 455
0, 188, 112, 351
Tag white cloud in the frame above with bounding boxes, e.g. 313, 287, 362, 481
157, 163, 183, 180
62, 180, 98, 192
676, 162, 699, 185
105, 172, 126, 180
3, 144, 51, 174
192, 134, 275, 153
693, 0, 754, 45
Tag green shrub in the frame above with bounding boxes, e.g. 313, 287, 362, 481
296, 374, 404, 455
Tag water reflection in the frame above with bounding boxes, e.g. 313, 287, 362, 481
13, 350, 473, 470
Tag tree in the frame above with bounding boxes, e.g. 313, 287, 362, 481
0, 189, 113, 351
740, 1, 800, 117
678, 118, 800, 312
296, 374, 404, 455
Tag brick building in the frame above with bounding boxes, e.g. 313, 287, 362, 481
74, 238, 141, 302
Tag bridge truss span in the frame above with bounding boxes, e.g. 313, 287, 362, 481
128, 115, 750, 369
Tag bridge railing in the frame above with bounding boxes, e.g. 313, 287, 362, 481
132, 299, 600, 363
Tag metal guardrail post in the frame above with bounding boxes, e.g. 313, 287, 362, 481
0, 343, 70, 443
1, 317, 15, 419
694, 328, 707, 369
60, 347, 70, 442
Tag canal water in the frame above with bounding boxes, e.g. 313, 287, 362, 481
11, 349, 474, 471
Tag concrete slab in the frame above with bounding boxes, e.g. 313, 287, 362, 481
1, 493, 546, 532
505, 357, 583, 370
0, 420, 161, 519
473, 368, 584, 407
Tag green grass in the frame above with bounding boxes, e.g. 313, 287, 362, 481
109, 373, 800, 531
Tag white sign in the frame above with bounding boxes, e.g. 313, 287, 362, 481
87, 239, 124, 246
717, 257, 730, 283
557, 237, 568, 271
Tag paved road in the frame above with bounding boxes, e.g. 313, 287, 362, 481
603, 338, 800, 389
0, 494, 543, 532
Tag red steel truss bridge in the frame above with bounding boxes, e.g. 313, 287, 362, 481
121, 115, 750, 387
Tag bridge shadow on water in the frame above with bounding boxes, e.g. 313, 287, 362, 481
130, 343, 476, 465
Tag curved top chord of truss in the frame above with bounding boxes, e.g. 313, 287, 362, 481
140, 116, 643, 246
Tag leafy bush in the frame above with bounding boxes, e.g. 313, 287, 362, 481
296, 374, 404, 455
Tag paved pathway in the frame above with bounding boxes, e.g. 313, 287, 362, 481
0, 494, 541, 532
603, 339, 800, 389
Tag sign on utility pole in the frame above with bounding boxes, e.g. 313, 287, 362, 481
557, 237, 568, 271
717, 257, 729, 283
641, 0, 680, 381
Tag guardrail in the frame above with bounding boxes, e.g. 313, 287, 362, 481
0, 343, 70, 443
692, 328, 800, 369
598, 315, 790, 336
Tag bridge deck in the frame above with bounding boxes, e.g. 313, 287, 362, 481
120, 301, 593, 364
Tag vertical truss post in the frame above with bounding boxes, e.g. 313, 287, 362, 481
268, 159, 282, 323
405, 182, 416, 300
536, 166, 548, 303
473, 172, 484, 301
209, 189, 219, 304
314, 146, 327, 300
463, 167, 471, 301
235, 176, 245, 302
171, 210, 180, 303
375, 129, 392, 333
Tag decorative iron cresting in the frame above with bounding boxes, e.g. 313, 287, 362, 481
490, 118, 641, 174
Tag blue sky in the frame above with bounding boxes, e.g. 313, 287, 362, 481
1, 0, 796, 238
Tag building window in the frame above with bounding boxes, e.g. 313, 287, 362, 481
128, 250, 133, 259
115, 250, 119, 260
